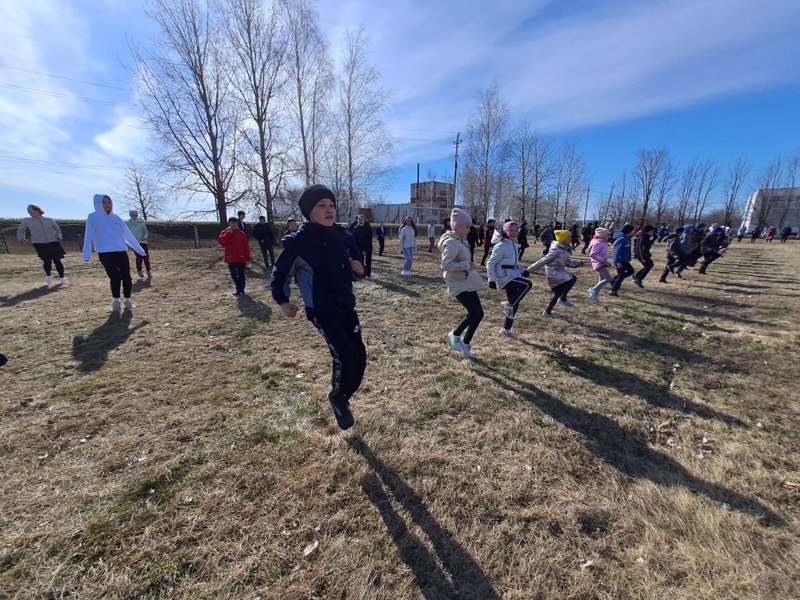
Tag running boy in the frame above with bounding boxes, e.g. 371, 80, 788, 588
271, 185, 366, 430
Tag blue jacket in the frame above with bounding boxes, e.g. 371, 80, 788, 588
271, 222, 362, 316
612, 234, 632, 264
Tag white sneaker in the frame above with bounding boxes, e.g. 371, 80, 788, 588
111, 299, 121, 312
499, 327, 515, 338
448, 331, 463, 351
557, 299, 575, 308
501, 301, 515, 320
461, 342, 473, 358
400, 270, 411, 276
587, 290, 600, 303
146, 271, 152, 279
59, 277, 68, 286
137, 271, 144, 279
542, 310, 553, 318
124, 298, 135, 309
45, 275, 53, 285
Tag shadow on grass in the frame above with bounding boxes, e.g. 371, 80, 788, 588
551, 354, 745, 426
236, 294, 272, 321
132, 278, 153, 293
369, 278, 421, 298
629, 296, 769, 327
0, 285, 59, 307
347, 437, 500, 600
475, 366, 783, 526
586, 324, 710, 366
72, 311, 148, 373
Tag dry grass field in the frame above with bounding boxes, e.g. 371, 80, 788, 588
1, 236, 798, 600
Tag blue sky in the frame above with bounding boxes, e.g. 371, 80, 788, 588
1, 0, 799, 220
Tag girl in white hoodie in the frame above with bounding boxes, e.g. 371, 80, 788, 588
82, 194, 146, 311
486, 221, 533, 337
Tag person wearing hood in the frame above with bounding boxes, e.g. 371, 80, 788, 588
658, 226, 686, 282
126, 210, 152, 279
586, 227, 612, 301
632, 224, 655, 288
271, 185, 365, 430
698, 225, 727, 274
526, 229, 583, 317
765, 225, 777, 242
486, 220, 533, 336
439, 208, 485, 358
17, 204, 67, 286
608, 224, 635, 297
82, 194, 146, 311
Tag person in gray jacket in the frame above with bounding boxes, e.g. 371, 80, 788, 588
439, 207, 485, 359
126, 210, 152, 279
486, 220, 532, 337
17, 204, 67, 286
526, 229, 583, 317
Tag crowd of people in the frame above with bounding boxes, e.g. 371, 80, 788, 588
9, 190, 797, 431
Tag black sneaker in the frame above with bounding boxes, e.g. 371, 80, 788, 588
329, 397, 354, 430
633, 277, 644, 289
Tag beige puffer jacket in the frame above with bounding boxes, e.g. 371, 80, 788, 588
438, 231, 485, 296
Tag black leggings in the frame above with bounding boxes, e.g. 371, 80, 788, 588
307, 307, 367, 405
546, 275, 576, 313
454, 290, 484, 344
98, 251, 132, 299
503, 277, 533, 330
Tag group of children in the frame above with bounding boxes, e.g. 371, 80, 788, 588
16, 196, 154, 311
9, 189, 780, 434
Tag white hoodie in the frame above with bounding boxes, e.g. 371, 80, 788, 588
82, 194, 145, 260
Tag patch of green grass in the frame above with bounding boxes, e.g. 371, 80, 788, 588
128, 457, 202, 505
51, 378, 106, 402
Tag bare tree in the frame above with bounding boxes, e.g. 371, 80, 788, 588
123, 161, 163, 220
610, 172, 630, 224
334, 28, 393, 220
460, 82, 509, 223
632, 147, 669, 223
280, 0, 332, 185
752, 158, 783, 228
134, 0, 240, 225
225, 0, 289, 226
777, 150, 799, 228
722, 157, 749, 226
506, 121, 554, 222
552, 141, 586, 225
676, 162, 698, 225
653, 157, 676, 226
691, 159, 719, 222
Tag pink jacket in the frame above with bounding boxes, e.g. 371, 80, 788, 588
587, 237, 610, 271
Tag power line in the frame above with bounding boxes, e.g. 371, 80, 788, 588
0, 64, 132, 92
0, 82, 131, 108
0, 154, 126, 170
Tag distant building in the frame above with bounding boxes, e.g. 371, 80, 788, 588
410, 181, 454, 209
742, 187, 800, 231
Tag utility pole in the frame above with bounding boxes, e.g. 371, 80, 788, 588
583, 186, 590, 224
452, 132, 461, 206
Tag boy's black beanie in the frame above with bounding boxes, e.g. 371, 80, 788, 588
298, 185, 336, 219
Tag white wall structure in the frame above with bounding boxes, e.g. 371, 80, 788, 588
742, 187, 800, 232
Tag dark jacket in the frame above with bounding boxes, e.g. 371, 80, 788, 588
633, 231, 653, 261
252, 222, 274, 247
271, 222, 362, 316
351, 223, 373, 252
376, 225, 386, 239
700, 231, 724, 254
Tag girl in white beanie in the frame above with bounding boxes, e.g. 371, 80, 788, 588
438, 208, 485, 358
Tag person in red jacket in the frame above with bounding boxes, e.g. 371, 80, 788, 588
218, 217, 251, 295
